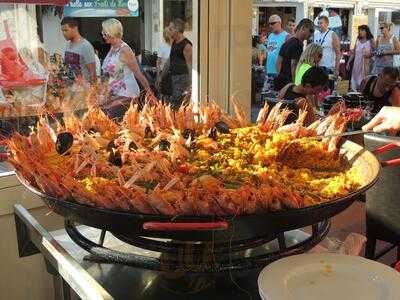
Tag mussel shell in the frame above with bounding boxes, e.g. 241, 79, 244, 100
208, 127, 218, 140
88, 128, 97, 134
145, 126, 155, 138
128, 141, 138, 151
183, 128, 196, 140
107, 140, 116, 152
56, 132, 73, 155
108, 151, 123, 167
159, 140, 171, 151
215, 121, 230, 134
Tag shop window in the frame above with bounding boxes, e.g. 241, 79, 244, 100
0, 0, 196, 130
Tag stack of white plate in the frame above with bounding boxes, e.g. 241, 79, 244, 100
258, 253, 400, 300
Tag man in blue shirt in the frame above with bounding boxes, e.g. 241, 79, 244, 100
263, 15, 288, 92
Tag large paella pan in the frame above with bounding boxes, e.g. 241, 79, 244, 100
9, 99, 380, 241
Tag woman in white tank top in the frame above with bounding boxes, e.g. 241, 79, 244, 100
314, 16, 341, 76
314, 29, 335, 68
101, 19, 152, 119
102, 42, 140, 98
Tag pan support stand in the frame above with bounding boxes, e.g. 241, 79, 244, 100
62, 218, 331, 272
81, 229, 107, 262
98, 229, 106, 246
277, 233, 286, 249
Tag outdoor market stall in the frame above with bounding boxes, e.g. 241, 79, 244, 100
1, 1, 400, 300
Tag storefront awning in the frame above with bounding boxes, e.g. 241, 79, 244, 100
0, 0, 69, 4
64, 0, 139, 17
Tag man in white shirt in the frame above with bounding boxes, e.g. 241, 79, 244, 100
328, 9, 342, 38
314, 15, 341, 79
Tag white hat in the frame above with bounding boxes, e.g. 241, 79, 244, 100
269, 15, 282, 24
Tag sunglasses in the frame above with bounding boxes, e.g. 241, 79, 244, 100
380, 27, 385, 30
269, 22, 278, 26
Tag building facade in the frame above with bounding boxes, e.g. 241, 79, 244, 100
252, 0, 400, 44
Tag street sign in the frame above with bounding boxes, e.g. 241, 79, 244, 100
64, 0, 140, 18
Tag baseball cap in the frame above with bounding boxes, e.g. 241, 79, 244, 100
269, 15, 282, 24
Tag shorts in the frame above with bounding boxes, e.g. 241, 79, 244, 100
169, 74, 191, 110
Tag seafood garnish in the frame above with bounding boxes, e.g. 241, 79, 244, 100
7, 100, 363, 216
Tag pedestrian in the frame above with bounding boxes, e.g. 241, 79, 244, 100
252, 36, 259, 65
295, 43, 323, 85
93, 48, 101, 80
360, 66, 400, 114
258, 33, 267, 65
371, 22, 400, 75
156, 27, 172, 98
328, 9, 342, 38
60, 17, 96, 84
347, 25, 374, 91
279, 66, 328, 101
314, 15, 341, 83
252, 35, 266, 66
167, 18, 192, 109
101, 18, 152, 120
252, 35, 267, 103
285, 18, 296, 37
275, 18, 314, 90
264, 15, 288, 90
278, 66, 328, 124
157, 27, 172, 76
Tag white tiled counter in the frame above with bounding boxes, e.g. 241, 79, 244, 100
0, 163, 64, 300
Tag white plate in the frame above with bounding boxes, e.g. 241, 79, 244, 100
258, 253, 400, 300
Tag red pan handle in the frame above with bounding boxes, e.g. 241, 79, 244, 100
0, 153, 9, 160
143, 221, 229, 231
372, 143, 400, 167
373, 143, 398, 154
381, 158, 400, 167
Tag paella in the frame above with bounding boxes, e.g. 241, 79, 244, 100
7, 99, 365, 216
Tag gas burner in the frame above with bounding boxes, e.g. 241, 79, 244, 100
64, 219, 330, 273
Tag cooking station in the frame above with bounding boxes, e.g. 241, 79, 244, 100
12, 133, 378, 299
14, 204, 331, 300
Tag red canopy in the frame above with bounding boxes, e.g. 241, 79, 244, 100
0, 0, 69, 4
